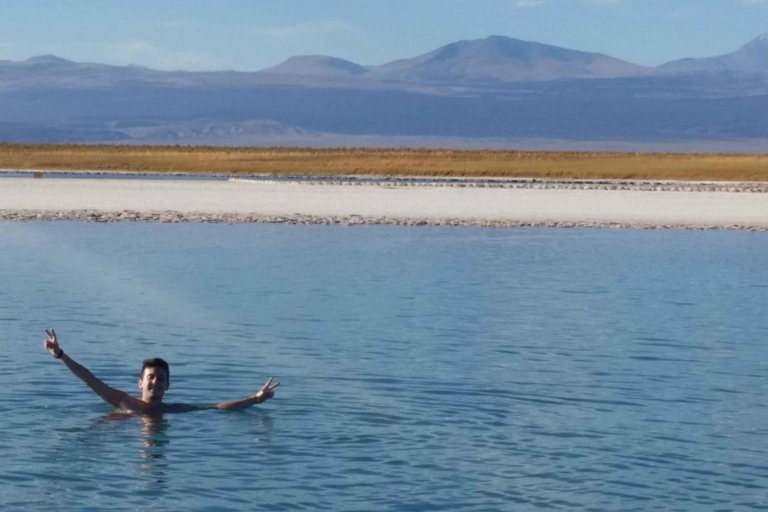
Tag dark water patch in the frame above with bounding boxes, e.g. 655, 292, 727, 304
531, 430, 605, 440
628, 355, 702, 363
710, 387, 743, 394
635, 341, 712, 352
716, 480, 765, 490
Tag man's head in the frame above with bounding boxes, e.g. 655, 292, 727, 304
138, 358, 170, 403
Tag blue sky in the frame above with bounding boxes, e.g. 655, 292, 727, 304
1, 0, 767, 71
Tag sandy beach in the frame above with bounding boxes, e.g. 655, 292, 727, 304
1, 176, 767, 230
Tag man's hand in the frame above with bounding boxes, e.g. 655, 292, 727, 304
255, 377, 280, 402
44, 329, 63, 358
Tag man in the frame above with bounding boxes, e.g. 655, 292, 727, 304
43, 328, 279, 414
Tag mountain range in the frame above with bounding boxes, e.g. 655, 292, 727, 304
0, 34, 767, 149
261, 36, 652, 83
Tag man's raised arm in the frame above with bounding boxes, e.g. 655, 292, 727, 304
44, 329, 136, 409
164, 378, 280, 413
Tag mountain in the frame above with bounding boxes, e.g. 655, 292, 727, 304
661, 33, 768, 75
1, 35, 768, 148
0, 55, 191, 89
369, 36, 652, 83
15, 55, 77, 68
259, 55, 369, 78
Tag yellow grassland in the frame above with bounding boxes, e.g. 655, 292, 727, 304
1, 144, 767, 181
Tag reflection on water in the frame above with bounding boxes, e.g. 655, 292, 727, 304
98, 412, 170, 491
137, 415, 170, 491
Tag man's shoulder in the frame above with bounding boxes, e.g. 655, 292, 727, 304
112, 395, 147, 413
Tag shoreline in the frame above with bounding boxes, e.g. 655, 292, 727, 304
1, 177, 767, 231
4, 169, 768, 192
2, 209, 766, 231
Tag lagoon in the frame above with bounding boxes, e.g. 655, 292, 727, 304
1, 223, 767, 510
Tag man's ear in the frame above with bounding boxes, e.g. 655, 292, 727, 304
138, 377, 142, 390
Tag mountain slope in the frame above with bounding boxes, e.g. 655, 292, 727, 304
370, 36, 651, 82
259, 55, 369, 78
661, 33, 768, 74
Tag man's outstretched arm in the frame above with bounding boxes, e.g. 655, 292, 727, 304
164, 377, 280, 413
44, 329, 136, 409
214, 377, 280, 411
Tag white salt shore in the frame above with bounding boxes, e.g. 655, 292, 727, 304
1, 177, 767, 230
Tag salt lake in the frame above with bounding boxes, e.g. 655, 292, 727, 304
1, 222, 767, 510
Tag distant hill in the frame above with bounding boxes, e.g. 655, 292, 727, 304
369, 36, 651, 83
661, 33, 768, 75
14, 55, 76, 68
260, 55, 369, 78
0, 55, 210, 89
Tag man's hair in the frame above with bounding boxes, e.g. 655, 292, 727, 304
140, 358, 170, 380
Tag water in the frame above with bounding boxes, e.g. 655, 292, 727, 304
1, 222, 767, 511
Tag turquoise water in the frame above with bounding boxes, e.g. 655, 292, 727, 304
1, 222, 767, 511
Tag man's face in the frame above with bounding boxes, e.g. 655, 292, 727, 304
139, 366, 169, 402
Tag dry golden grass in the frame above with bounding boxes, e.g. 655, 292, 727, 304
1, 143, 767, 181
